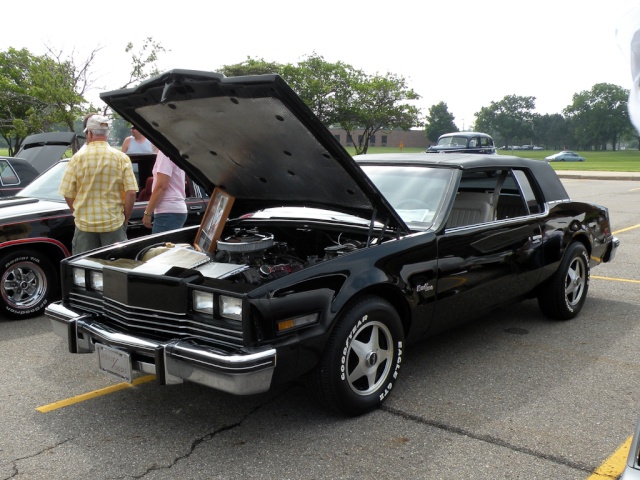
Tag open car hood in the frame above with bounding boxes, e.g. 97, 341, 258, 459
100, 70, 409, 233
16, 132, 79, 173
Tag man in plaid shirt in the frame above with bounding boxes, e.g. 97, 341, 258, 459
59, 114, 139, 254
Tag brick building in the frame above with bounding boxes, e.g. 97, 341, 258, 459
328, 128, 431, 149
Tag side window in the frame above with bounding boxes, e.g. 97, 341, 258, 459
446, 170, 500, 228
0, 160, 19, 186
446, 168, 539, 228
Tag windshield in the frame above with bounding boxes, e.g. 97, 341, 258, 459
18, 161, 67, 201
362, 165, 454, 228
437, 136, 468, 147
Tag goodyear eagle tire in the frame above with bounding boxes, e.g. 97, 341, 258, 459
0, 250, 56, 319
314, 295, 404, 416
538, 242, 590, 320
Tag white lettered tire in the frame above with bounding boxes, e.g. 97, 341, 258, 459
0, 250, 56, 319
313, 295, 404, 416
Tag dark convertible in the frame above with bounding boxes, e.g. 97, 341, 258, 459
46, 70, 619, 416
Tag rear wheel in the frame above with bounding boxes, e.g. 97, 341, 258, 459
537, 242, 589, 320
0, 250, 56, 319
313, 295, 404, 416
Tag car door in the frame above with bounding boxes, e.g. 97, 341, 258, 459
428, 168, 544, 335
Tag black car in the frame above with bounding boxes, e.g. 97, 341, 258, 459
46, 71, 618, 416
0, 153, 209, 319
427, 131, 496, 154
0, 157, 40, 197
0, 132, 80, 196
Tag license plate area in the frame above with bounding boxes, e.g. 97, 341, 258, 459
96, 343, 133, 383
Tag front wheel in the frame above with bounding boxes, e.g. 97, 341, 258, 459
537, 242, 590, 320
0, 250, 56, 319
313, 295, 404, 416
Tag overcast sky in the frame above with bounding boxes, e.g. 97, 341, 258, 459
4, 0, 640, 130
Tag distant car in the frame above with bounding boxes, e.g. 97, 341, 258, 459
545, 151, 586, 162
0, 153, 209, 319
427, 132, 496, 154
0, 132, 80, 196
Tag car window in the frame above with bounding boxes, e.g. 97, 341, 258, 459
446, 168, 542, 229
0, 160, 19, 186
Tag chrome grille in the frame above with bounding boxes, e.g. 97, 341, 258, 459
68, 292, 244, 347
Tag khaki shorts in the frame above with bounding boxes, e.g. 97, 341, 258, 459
72, 225, 127, 255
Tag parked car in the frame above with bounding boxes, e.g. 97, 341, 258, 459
0, 132, 81, 196
0, 153, 209, 319
545, 151, 586, 162
0, 157, 40, 197
427, 132, 496, 154
46, 70, 619, 416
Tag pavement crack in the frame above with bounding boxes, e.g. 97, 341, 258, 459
381, 405, 596, 474
132, 386, 297, 478
3, 438, 74, 480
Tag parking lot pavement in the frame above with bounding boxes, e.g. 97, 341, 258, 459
1, 178, 638, 479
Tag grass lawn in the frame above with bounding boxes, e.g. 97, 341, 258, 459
347, 147, 640, 172
3, 146, 640, 172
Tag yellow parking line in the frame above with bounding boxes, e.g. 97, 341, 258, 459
592, 275, 640, 284
35, 375, 156, 413
613, 224, 640, 234
586, 435, 631, 479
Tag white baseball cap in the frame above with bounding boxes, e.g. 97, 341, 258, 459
83, 114, 111, 133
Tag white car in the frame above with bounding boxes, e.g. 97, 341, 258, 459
545, 151, 586, 162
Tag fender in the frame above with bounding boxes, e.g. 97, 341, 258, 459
0, 237, 70, 257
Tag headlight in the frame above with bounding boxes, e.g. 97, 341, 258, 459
193, 291, 214, 314
72, 268, 86, 288
89, 271, 103, 291
220, 295, 242, 321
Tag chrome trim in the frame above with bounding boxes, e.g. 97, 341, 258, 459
46, 301, 276, 395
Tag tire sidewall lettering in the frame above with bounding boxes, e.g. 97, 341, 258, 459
4, 256, 41, 269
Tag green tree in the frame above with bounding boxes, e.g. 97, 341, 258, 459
120, 37, 167, 90
424, 101, 458, 143
0, 48, 83, 155
532, 113, 571, 150
563, 83, 630, 150
334, 70, 421, 154
220, 54, 422, 154
0, 38, 167, 153
219, 57, 283, 77
474, 95, 536, 148
281, 54, 352, 126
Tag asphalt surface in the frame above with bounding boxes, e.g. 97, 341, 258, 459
1, 176, 638, 480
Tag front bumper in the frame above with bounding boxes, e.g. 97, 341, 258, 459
606, 236, 621, 263
46, 301, 276, 395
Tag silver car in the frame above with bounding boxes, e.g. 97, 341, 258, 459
544, 150, 586, 162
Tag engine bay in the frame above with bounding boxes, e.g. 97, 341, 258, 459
128, 225, 376, 286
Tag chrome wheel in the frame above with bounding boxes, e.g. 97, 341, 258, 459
565, 256, 586, 307
2, 260, 48, 309
345, 320, 394, 396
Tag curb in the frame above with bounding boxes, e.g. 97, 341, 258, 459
555, 172, 640, 181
